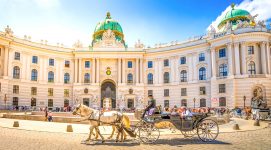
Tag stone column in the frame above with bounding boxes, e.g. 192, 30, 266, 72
8, 49, 13, 77
266, 43, 271, 74
170, 56, 176, 83
188, 53, 193, 82
40, 56, 44, 82
260, 42, 267, 74
78, 58, 82, 83
118, 58, 121, 84
175, 57, 180, 82
234, 43, 241, 75
140, 58, 143, 83
227, 43, 234, 76
74, 58, 78, 83
122, 58, 126, 83
136, 58, 139, 84
59, 59, 64, 83
3, 46, 9, 76
56, 59, 60, 83
211, 48, 217, 78
43, 56, 48, 81
241, 42, 247, 75
158, 59, 163, 84
96, 58, 100, 83
255, 43, 260, 74
23, 53, 28, 80
206, 49, 212, 79
92, 58, 96, 83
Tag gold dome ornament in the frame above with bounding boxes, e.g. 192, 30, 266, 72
106, 67, 111, 75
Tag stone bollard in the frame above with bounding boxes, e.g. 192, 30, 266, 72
233, 123, 240, 130
66, 125, 73, 132
13, 121, 19, 127
254, 120, 260, 126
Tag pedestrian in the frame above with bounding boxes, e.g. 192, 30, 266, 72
44, 107, 48, 121
48, 111, 53, 122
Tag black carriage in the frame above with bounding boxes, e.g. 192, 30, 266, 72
128, 113, 219, 144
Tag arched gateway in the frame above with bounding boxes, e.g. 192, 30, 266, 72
101, 80, 116, 108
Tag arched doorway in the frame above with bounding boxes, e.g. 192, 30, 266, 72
101, 80, 116, 108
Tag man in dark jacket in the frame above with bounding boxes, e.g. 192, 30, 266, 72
141, 95, 156, 119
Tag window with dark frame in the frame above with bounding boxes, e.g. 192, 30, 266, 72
128, 61, 133, 68
180, 57, 186, 64
164, 59, 169, 67
164, 100, 169, 108
181, 88, 187, 96
13, 85, 19, 94
14, 52, 20, 60
164, 72, 170, 83
64, 89, 69, 97
219, 84, 226, 93
180, 70, 187, 82
147, 73, 153, 84
148, 61, 153, 68
219, 97, 226, 107
85, 61, 90, 68
65, 60, 70, 68
49, 58, 54, 66
48, 88, 54, 96
248, 46, 254, 55
13, 97, 19, 106
181, 99, 187, 107
32, 56, 38, 64
200, 86, 206, 95
48, 99, 53, 107
31, 87, 37, 95
219, 48, 226, 58
164, 89, 169, 97
200, 99, 206, 107
148, 90, 153, 96
199, 53, 205, 62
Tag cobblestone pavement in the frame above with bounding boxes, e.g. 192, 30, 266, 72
0, 127, 270, 150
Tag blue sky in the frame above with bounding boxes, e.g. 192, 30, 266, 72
0, 0, 269, 48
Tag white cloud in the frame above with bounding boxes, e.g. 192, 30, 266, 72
208, 0, 271, 31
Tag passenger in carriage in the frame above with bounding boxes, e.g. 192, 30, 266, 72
180, 107, 193, 118
141, 95, 156, 119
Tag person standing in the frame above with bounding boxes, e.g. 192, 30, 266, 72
44, 107, 48, 121
48, 111, 53, 122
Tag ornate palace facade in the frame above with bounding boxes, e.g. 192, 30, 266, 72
0, 6, 271, 110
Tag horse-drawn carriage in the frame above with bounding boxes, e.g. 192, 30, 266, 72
130, 112, 219, 144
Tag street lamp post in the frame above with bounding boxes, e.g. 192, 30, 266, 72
193, 98, 196, 109
243, 95, 246, 108
4, 94, 7, 110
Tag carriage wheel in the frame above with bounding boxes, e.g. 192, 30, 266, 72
197, 119, 219, 142
138, 122, 160, 144
181, 129, 197, 138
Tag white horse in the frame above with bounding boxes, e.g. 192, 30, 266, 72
72, 104, 130, 143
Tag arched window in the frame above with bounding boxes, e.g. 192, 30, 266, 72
180, 70, 187, 82
13, 66, 20, 79
219, 97, 226, 107
200, 99, 206, 107
164, 72, 170, 83
64, 73, 70, 84
147, 73, 153, 84
31, 69, 38, 81
199, 67, 206, 80
127, 73, 133, 84
181, 99, 187, 107
248, 61, 256, 75
84, 73, 90, 83
48, 71, 54, 83
219, 64, 228, 77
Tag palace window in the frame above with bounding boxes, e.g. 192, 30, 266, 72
180, 57, 186, 65
64, 99, 69, 107
31, 87, 37, 95
219, 84, 226, 93
219, 48, 226, 58
13, 85, 19, 94
31, 69, 38, 81
199, 67, 206, 80
127, 61, 132, 68
13, 97, 19, 106
199, 86, 206, 95
181, 88, 187, 96
65, 60, 70, 68
180, 70, 187, 82
48, 99, 53, 107
14, 52, 20, 60
13, 66, 20, 79
31, 98, 36, 107
248, 46, 254, 55
48, 88, 54, 96
199, 53, 205, 62
164, 100, 169, 108
148, 90, 153, 96
85, 61, 90, 68
164, 89, 169, 97
84, 73, 90, 83
147, 73, 153, 84
181, 99, 187, 107
148, 61, 153, 68
164, 59, 169, 67
64, 73, 70, 84
219, 64, 228, 77
219, 97, 226, 107
64, 89, 69, 97
49, 58, 54, 66
127, 73, 133, 83
32, 56, 38, 64
83, 98, 90, 106
248, 61, 256, 75
48, 71, 54, 83
200, 99, 206, 107
163, 72, 170, 83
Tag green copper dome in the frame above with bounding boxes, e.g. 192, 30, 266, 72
92, 12, 124, 43
218, 4, 251, 29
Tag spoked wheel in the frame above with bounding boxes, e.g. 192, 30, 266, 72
197, 119, 219, 142
138, 122, 160, 144
181, 129, 197, 138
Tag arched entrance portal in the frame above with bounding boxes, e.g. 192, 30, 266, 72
101, 80, 116, 108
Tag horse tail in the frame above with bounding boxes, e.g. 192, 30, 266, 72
122, 115, 131, 128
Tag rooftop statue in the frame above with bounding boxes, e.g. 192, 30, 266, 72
73, 40, 83, 48
4, 25, 13, 37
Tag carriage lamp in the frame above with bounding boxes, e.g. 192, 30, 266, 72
243, 96, 246, 108
193, 98, 196, 108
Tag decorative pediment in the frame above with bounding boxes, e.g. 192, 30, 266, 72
93, 29, 125, 48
